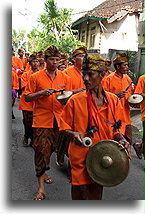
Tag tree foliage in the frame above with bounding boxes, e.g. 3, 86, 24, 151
12, 0, 84, 56
12, 29, 27, 51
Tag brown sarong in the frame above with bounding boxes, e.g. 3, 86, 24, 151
125, 125, 132, 144
22, 110, 33, 140
56, 131, 73, 166
33, 127, 59, 177
71, 183, 103, 200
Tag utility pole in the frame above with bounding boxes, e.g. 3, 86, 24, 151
24, 0, 28, 51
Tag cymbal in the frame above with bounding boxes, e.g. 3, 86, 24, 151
128, 94, 143, 104
56, 91, 72, 105
86, 140, 130, 187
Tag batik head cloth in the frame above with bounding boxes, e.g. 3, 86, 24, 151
83, 54, 105, 72
44, 45, 61, 58
113, 53, 130, 65
72, 46, 87, 57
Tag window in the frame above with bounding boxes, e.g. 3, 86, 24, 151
81, 35, 85, 42
90, 33, 95, 48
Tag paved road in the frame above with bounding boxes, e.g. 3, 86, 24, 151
12, 99, 144, 200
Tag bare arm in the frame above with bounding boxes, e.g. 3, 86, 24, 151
64, 130, 83, 146
24, 88, 54, 102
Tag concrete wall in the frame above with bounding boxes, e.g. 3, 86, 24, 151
78, 13, 142, 54
100, 14, 139, 53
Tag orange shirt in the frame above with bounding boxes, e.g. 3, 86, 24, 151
102, 72, 132, 125
63, 65, 85, 89
12, 69, 19, 90
20, 57, 28, 68
103, 70, 113, 78
134, 74, 145, 121
19, 70, 35, 111
24, 69, 72, 128
60, 91, 125, 185
12, 56, 24, 71
25, 63, 31, 72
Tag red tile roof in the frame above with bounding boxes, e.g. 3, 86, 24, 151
86, 0, 143, 19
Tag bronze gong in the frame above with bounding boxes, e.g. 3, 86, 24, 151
86, 140, 130, 187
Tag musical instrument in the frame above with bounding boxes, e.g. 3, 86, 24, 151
125, 81, 133, 91
128, 94, 143, 107
56, 90, 73, 105
82, 137, 92, 147
52, 88, 65, 94
86, 140, 130, 187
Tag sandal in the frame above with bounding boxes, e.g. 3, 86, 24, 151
44, 176, 53, 184
33, 192, 45, 200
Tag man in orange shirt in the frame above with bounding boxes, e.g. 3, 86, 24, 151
102, 53, 134, 144
12, 68, 19, 119
37, 51, 46, 70
103, 59, 113, 77
18, 48, 27, 70
57, 52, 69, 71
59, 54, 130, 200
132, 74, 145, 159
12, 48, 24, 96
63, 46, 87, 94
19, 53, 40, 146
24, 45, 72, 200
12, 47, 24, 71
56, 47, 87, 167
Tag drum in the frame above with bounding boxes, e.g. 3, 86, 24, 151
86, 140, 130, 187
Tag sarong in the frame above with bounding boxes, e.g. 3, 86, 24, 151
56, 131, 73, 166
33, 127, 59, 177
22, 110, 33, 140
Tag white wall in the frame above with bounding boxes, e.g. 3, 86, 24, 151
78, 14, 139, 54
100, 14, 138, 53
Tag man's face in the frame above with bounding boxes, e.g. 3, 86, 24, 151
117, 62, 129, 74
39, 55, 45, 64
104, 62, 111, 72
73, 53, 85, 66
19, 50, 24, 57
46, 56, 60, 71
83, 70, 102, 90
30, 59, 40, 69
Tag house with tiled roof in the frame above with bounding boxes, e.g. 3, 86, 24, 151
72, 0, 144, 54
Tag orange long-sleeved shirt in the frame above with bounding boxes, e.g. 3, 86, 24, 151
19, 70, 35, 111
134, 74, 145, 121
102, 72, 132, 125
12, 56, 24, 71
12, 69, 19, 90
63, 65, 85, 89
24, 69, 72, 128
60, 91, 125, 185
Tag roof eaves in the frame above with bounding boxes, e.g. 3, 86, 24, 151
72, 16, 107, 28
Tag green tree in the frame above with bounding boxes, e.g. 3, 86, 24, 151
36, 0, 84, 55
12, 0, 84, 55
12, 29, 27, 51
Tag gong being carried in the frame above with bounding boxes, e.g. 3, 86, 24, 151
56, 90, 73, 105
86, 140, 130, 187
128, 94, 143, 106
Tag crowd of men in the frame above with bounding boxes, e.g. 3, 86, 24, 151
12, 45, 144, 200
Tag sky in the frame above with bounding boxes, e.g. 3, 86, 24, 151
12, 0, 105, 32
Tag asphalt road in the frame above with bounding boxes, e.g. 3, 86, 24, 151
12, 99, 144, 200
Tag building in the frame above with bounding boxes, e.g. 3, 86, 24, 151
72, 0, 144, 54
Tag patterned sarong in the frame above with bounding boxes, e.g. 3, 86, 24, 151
33, 127, 59, 177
